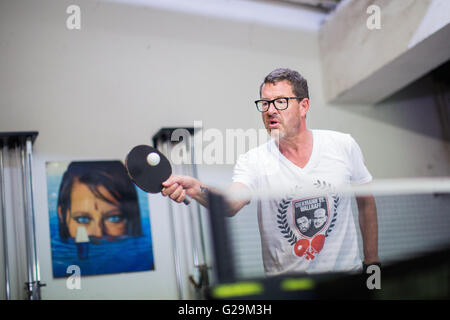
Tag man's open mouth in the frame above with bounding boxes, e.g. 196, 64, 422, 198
268, 119, 280, 127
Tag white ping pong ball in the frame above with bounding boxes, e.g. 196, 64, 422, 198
147, 152, 160, 166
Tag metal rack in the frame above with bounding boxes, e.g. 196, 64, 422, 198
0, 131, 44, 300
152, 127, 210, 300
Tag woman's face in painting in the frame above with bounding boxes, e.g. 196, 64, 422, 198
59, 180, 127, 238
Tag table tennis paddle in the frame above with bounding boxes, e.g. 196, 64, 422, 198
125, 144, 190, 205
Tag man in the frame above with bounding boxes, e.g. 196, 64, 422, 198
297, 215, 312, 234
313, 208, 327, 230
162, 68, 379, 275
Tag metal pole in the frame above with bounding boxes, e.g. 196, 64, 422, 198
179, 141, 199, 268
190, 135, 208, 267
0, 144, 11, 300
162, 140, 183, 300
21, 138, 42, 300
20, 143, 33, 288
184, 136, 210, 298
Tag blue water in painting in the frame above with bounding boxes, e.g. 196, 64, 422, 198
47, 170, 154, 278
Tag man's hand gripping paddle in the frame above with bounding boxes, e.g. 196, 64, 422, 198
125, 145, 190, 205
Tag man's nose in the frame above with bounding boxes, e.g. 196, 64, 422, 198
266, 101, 278, 115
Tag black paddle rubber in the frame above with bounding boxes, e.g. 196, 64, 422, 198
125, 145, 190, 205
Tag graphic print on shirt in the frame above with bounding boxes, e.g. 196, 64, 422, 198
277, 180, 340, 261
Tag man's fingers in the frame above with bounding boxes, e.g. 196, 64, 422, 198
170, 185, 184, 201
161, 183, 179, 196
162, 174, 181, 187
161, 182, 187, 204
161, 175, 193, 203
175, 189, 186, 203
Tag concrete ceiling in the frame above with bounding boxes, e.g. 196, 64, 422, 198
256, 0, 342, 12
319, 0, 450, 104
105, 0, 330, 32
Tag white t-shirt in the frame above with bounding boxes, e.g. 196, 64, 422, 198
232, 129, 372, 276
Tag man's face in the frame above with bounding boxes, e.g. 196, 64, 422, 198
297, 216, 311, 233
260, 80, 308, 139
313, 209, 327, 229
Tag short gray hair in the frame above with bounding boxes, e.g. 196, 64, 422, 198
259, 68, 309, 99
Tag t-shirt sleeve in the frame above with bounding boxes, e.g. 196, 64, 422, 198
348, 135, 373, 185
232, 152, 258, 193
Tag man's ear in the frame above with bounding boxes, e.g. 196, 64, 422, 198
300, 98, 310, 118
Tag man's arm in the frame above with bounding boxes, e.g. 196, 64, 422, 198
225, 182, 252, 216
356, 194, 379, 265
162, 175, 250, 216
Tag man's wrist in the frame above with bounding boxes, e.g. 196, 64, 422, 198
194, 185, 210, 204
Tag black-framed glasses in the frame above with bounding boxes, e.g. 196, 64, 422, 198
254, 97, 302, 112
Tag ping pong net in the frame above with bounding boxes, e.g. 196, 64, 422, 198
206, 177, 450, 299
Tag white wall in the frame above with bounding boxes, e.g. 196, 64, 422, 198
0, 0, 318, 299
0, 0, 448, 299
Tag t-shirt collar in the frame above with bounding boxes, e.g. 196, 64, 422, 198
269, 129, 320, 173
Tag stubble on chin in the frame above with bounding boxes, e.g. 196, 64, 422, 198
269, 128, 283, 145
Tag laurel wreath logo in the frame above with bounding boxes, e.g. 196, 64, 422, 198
326, 194, 339, 237
313, 180, 340, 237
276, 180, 341, 245
277, 195, 297, 246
